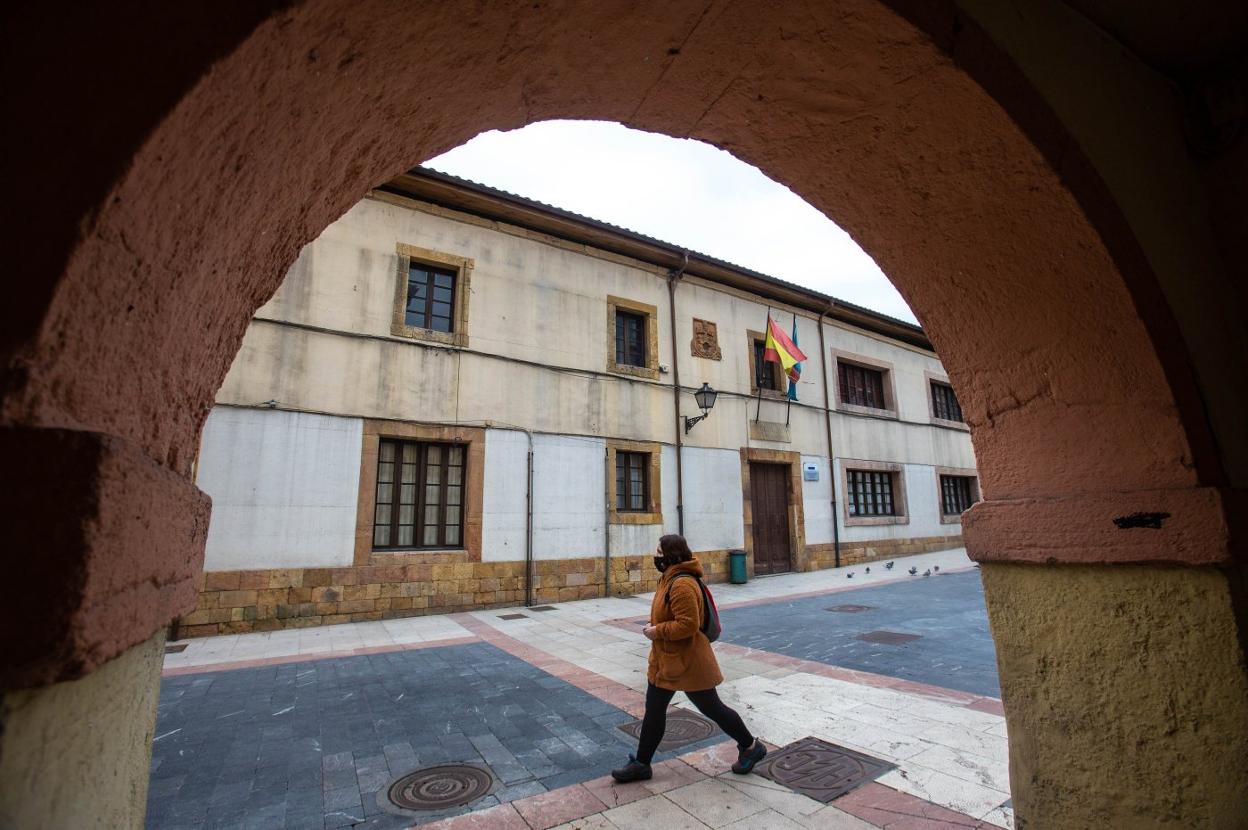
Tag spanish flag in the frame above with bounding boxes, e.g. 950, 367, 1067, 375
763, 316, 807, 384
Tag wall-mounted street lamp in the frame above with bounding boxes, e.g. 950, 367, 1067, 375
684, 383, 719, 434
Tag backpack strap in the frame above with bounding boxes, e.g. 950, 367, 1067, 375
666, 572, 706, 624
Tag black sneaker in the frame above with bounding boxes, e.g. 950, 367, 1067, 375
610, 755, 653, 782
732, 740, 767, 774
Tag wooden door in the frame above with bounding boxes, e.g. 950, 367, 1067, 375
750, 463, 791, 575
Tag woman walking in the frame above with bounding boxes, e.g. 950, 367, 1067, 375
612, 534, 767, 782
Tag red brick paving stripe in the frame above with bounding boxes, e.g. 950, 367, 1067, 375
452, 614, 648, 717
414, 802, 530, 829
965, 697, 1007, 717
160, 635, 481, 676
833, 781, 1001, 829
510, 783, 610, 830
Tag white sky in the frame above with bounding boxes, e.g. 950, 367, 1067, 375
425, 120, 916, 324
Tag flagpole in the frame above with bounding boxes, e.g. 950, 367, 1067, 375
785, 312, 796, 426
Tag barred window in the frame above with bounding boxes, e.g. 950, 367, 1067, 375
931, 381, 964, 422
615, 310, 646, 368
940, 475, 976, 516
615, 451, 649, 512
847, 469, 897, 516
373, 440, 466, 549
838, 361, 887, 409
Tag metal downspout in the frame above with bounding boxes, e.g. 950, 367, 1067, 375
525, 430, 535, 606
818, 303, 842, 568
604, 446, 612, 598
667, 252, 690, 535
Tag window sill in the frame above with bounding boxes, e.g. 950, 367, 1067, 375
389, 323, 469, 348
607, 361, 660, 381
836, 403, 898, 420
940, 513, 966, 525
930, 417, 970, 432
843, 515, 909, 527
750, 387, 788, 401
610, 511, 663, 526
371, 547, 468, 555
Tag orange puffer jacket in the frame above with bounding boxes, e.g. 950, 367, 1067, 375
646, 558, 724, 692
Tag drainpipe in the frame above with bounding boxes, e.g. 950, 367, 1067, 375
525, 430, 535, 606
604, 446, 612, 598
667, 252, 690, 535
818, 303, 842, 568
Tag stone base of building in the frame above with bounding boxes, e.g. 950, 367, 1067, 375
178, 536, 962, 638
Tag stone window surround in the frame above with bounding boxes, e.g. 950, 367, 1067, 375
935, 465, 980, 523
747, 329, 789, 399
607, 439, 663, 525
739, 447, 808, 574
391, 242, 472, 347
831, 348, 898, 419
925, 370, 970, 431
354, 419, 485, 565
606, 295, 660, 380
840, 458, 910, 527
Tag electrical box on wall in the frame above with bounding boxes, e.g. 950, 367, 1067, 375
803, 462, 819, 481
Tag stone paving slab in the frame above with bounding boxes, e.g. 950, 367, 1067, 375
715, 570, 1000, 697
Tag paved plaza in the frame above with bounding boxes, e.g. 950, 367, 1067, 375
153, 549, 1013, 829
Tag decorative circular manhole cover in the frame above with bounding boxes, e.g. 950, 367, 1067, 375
387, 764, 493, 811
618, 709, 717, 751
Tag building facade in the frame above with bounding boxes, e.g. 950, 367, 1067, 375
183, 169, 978, 637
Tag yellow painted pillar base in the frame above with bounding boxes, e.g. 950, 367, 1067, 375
0, 631, 165, 830
981, 563, 1248, 829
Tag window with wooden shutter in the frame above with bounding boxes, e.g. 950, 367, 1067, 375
940, 474, 976, 516
931, 381, 964, 423
615, 451, 650, 512
838, 361, 887, 409
615, 309, 647, 368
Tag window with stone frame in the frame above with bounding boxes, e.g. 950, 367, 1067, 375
753, 338, 783, 392
390, 243, 472, 347
615, 309, 647, 368
373, 439, 466, 549
930, 380, 964, 423
846, 468, 898, 517
615, 450, 650, 512
404, 262, 457, 333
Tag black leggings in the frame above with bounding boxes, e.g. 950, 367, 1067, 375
635, 683, 754, 764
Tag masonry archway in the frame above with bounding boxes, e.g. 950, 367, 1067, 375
3, 1, 1245, 827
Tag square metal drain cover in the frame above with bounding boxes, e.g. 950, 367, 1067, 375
827, 604, 873, 613
757, 737, 895, 802
617, 709, 718, 752
164, 643, 188, 654
530, 605, 558, 612
498, 613, 528, 620
856, 630, 921, 644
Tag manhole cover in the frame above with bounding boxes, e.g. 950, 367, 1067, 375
827, 605, 873, 613
618, 709, 717, 751
856, 630, 921, 644
530, 605, 557, 612
498, 613, 528, 620
758, 737, 894, 802
388, 764, 494, 811
164, 643, 188, 654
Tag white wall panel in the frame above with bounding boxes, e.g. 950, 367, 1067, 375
481, 429, 529, 562
532, 434, 605, 560
197, 408, 362, 571
801, 455, 835, 545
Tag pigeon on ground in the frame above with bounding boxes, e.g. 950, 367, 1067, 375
923, 569, 932, 577
933, 565, 940, 572
885, 562, 894, 570
865, 567, 870, 574
847, 572, 855, 578
908, 566, 918, 575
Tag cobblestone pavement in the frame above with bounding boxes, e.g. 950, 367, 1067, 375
155, 548, 1014, 829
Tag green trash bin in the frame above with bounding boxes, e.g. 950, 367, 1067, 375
729, 549, 748, 584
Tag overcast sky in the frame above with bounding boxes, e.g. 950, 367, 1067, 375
425, 120, 916, 324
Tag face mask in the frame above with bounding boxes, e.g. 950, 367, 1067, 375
653, 554, 668, 573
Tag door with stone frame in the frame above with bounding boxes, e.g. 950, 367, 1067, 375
750, 462, 792, 575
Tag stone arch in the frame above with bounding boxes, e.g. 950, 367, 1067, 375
3, 1, 1244, 826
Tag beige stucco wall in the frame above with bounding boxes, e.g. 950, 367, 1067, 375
0, 633, 164, 830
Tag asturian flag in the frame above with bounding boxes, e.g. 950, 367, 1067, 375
787, 317, 801, 401
762, 315, 807, 387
